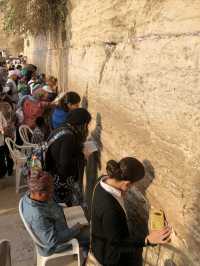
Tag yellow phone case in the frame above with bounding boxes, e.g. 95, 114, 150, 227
150, 209, 165, 230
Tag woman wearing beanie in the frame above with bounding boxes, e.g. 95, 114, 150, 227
45, 107, 91, 206
89, 157, 171, 266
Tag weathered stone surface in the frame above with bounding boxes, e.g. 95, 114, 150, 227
24, 0, 200, 265
0, 12, 23, 56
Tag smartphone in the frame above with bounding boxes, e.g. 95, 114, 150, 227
150, 209, 165, 230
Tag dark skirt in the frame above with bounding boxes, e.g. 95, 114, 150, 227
53, 175, 83, 206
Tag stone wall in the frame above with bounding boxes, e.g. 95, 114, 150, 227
0, 11, 24, 56
24, 1, 200, 265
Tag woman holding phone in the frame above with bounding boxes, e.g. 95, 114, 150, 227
89, 157, 171, 266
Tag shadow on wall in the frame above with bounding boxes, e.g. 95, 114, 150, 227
81, 90, 104, 219
125, 159, 155, 266
84, 109, 103, 219
81, 88, 89, 110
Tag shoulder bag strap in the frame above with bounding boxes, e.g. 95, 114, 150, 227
89, 180, 101, 251
47, 129, 68, 147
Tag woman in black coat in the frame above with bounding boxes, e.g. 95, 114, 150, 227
45, 108, 91, 206
90, 157, 171, 266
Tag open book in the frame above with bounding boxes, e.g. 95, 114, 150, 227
64, 206, 89, 229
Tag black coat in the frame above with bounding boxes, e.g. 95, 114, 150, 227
91, 183, 145, 266
45, 126, 85, 182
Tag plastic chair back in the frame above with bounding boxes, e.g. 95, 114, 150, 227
19, 125, 33, 145
19, 198, 46, 248
5, 137, 16, 162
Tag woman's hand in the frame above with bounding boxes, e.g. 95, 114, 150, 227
146, 226, 172, 245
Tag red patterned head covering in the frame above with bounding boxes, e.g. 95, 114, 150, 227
28, 169, 53, 194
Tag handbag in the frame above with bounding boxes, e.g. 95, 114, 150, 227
85, 182, 103, 266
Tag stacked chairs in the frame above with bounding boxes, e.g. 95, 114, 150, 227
19, 125, 38, 147
5, 137, 32, 193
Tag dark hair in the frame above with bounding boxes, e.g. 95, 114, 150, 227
31, 72, 36, 79
0, 84, 3, 93
9, 66, 15, 71
35, 116, 45, 128
59, 91, 81, 110
16, 65, 22, 70
0, 61, 5, 67
106, 157, 145, 182
67, 108, 92, 142
67, 108, 91, 126
65, 91, 81, 105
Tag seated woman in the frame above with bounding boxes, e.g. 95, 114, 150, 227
51, 91, 81, 129
21, 169, 89, 257
90, 157, 171, 266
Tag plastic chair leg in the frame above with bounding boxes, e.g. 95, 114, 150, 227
36, 252, 46, 266
15, 164, 20, 194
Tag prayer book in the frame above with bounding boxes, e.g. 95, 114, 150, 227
64, 206, 89, 229
83, 140, 98, 158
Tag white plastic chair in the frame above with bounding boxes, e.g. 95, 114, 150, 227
5, 137, 32, 193
19, 125, 37, 147
19, 198, 81, 266
0, 239, 11, 266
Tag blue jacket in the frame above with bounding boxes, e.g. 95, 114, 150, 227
21, 194, 80, 256
51, 107, 69, 129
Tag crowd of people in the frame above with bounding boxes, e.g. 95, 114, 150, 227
0, 58, 171, 266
